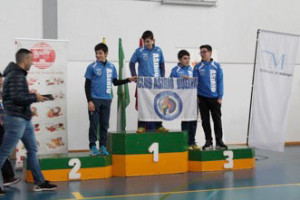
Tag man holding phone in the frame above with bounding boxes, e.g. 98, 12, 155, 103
0, 49, 57, 194
41, 94, 54, 101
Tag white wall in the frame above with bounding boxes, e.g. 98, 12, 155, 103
59, 0, 300, 150
1, 0, 300, 150
0, 0, 43, 69
57, 0, 300, 63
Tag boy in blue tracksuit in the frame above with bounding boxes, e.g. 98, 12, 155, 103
193, 45, 227, 150
85, 43, 136, 156
129, 30, 168, 133
170, 50, 199, 150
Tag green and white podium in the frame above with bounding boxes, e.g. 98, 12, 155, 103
188, 146, 255, 172
108, 131, 188, 177
25, 152, 112, 182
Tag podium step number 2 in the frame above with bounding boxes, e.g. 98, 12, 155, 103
69, 158, 81, 179
25, 153, 112, 182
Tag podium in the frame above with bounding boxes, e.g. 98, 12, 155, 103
188, 146, 255, 172
25, 152, 112, 182
108, 131, 188, 177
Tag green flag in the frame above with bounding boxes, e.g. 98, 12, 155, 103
117, 38, 130, 131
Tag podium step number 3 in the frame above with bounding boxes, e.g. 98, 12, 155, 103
224, 150, 233, 169
188, 146, 255, 172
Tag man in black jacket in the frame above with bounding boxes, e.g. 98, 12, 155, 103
0, 49, 57, 194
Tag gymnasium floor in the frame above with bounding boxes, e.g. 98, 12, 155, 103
1, 146, 300, 200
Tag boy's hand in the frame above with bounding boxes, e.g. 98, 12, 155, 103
88, 101, 95, 112
129, 76, 137, 82
36, 93, 48, 102
182, 75, 190, 79
217, 99, 222, 104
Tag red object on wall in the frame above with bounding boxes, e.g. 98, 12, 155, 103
31, 42, 56, 69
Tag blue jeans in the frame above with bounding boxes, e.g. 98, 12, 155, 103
0, 114, 45, 185
89, 99, 112, 149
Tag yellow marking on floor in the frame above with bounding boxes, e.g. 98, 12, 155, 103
60, 183, 300, 200
72, 192, 85, 199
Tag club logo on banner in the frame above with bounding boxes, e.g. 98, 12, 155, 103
138, 77, 197, 121
154, 91, 183, 121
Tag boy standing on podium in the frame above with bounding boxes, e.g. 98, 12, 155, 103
170, 50, 199, 150
129, 30, 169, 133
193, 45, 227, 150
85, 43, 136, 156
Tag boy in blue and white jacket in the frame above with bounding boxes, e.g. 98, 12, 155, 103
193, 45, 227, 150
85, 43, 136, 156
170, 50, 199, 150
129, 30, 168, 133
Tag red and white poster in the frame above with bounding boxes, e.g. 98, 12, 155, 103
15, 38, 68, 168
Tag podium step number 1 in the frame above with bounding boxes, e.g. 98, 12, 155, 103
109, 131, 188, 177
148, 142, 159, 162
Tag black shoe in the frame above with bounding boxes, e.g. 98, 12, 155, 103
0, 187, 5, 195
3, 177, 22, 187
216, 140, 228, 150
202, 141, 213, 150
33, 181, 57, 192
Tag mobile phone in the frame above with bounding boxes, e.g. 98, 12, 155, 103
42, 94, 54, 101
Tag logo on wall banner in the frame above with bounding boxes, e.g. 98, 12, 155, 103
262, 50, 286, 70
259, 49, 293, 77
30, 42, 56, 69
154, 91, 183, 121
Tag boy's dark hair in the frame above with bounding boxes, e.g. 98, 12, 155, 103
200, 44, 212, 52
0, 72, 2, 77
94, 43, 108, 53
16, 48, 32, 64
142, 30, 154, 40
178, 50, 190, 59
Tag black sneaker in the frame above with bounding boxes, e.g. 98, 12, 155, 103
3, 177, 21, 187
202, 141, 213, 150
33, 181, 57, 192
216, 140, 228, 150
0, 187, 5, 195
